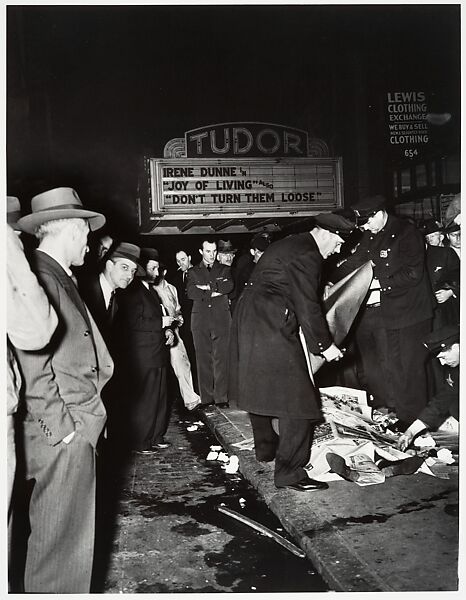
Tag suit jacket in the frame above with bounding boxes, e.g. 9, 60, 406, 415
116, 278, 170, 371
335, 214, 433, 328
170, 268, 193, 332
80, 273, 116, 347
15, 250, 114, 449
229, 233, 331, 419
186, 261, 233, 331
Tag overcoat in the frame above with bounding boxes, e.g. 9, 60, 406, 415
425, 244, 460, 328
229, 233, 332, 419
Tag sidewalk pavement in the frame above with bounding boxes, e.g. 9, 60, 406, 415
198, 405, 460, 592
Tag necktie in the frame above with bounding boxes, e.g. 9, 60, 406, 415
108, 290, 117, 321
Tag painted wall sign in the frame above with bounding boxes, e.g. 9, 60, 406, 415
386, 91, 429, 159
148, 157, 342, 215
185, 122, 309, 158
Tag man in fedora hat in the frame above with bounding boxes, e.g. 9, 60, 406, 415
186, 239, 234, 407
217, 238, 237, 267
229, 213, 352, 491
116, 248, 175, 453
80, 242, 144, 346
420, 218, 445, 247
13, 187, 113, 593
397, 324, 459, 452
230, 232, 272, 313
333, 194, 433, 431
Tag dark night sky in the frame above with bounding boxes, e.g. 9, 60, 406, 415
6, 3, 461, 238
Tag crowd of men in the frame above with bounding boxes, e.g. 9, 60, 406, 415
6, 186, 460, 591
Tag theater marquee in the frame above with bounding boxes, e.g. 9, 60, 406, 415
149, 158, 342, 215
139, 121, 343, 234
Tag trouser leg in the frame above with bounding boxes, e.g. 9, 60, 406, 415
24, 429, 96, 593
355, 309, 393, 408
192, 328, 214, 404
249, 413, 279, 461
387, 319, 431, 425
273, 417, 315, 487
212, 325, 230, 404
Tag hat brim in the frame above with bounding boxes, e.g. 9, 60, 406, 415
17, 208, 106, 234
109, 252, 146, 277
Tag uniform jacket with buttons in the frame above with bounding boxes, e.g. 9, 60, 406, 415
186, 261, 233, 331
14, 251, 113, 448
229, 233, 332, 419
335, 215, 433, 328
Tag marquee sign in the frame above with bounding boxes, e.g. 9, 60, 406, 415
148, 157, 342, 216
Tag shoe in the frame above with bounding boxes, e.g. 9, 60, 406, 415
151, 440, 172, 449
278, 476, 329, 492
134, 448, 157, 455
326, 452, 359, 482
379, 455, 425, 477
186, 400, 201, 411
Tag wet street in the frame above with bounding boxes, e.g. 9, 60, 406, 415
93, 403, 328, 593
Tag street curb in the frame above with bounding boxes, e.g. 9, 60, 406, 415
198, 406, 394, 592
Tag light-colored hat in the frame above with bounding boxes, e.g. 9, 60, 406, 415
107, 242, 145, 276
7, 196, 21, 229
17, 187, 105, 234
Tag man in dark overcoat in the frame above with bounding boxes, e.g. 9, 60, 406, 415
334, 195, 434, 429
229, 213, 353, 491
186, 240, 234, 406
116, 248, 175, 453
14, 187, 113, 592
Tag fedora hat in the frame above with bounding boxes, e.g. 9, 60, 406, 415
7, 196, 22, 230
107, 242, 145, 276
218, 239, 237, 254
420, 218, 443, 236
17, 187, 105, 234
140, 247, 160, 264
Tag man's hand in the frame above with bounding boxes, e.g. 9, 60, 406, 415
322, 343, 344, 362
165, 329, 175, 346
175, 314, 184, 327
162, 316, 175, 327
396, 431, 414, 451
435, 289, 454, 304
196, 284, 210, 291
211, 291, 222, 297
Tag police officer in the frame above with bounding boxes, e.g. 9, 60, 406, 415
334, 195, 433, 429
